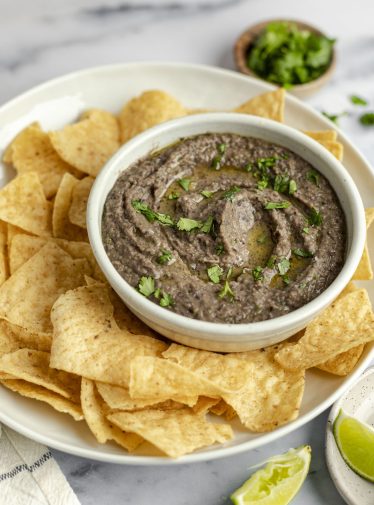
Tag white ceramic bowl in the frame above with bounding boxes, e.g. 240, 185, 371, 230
87, 112, 366, 352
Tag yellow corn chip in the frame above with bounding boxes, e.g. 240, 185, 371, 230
68, 176, 94, 229
0, 173, 52, 237
275, 289, 374, 370
50, 285, 167, 386
316, 344, 364, 376
0, 379, 83, 421
6, 123, 79, 198
81, 378, 143, 451
6, 223, 32, 247
304, 130, 337, 142
129, 356, 232, 400
107, 409, 233, 458
353, 209, 374, 281
96, 381, 196, 410
49, 109, 120, 177
234, 88, 285, 122
0, 221, 8, 286
52, 173, 88, 241
162, 343, 252, 391
319, 140, 344, 161
3, 322, 52, 352
119, 90, 186, 143
0, 349, 80, 400
192, 397, 220, 415
0, 242, 91, 334
0, 320, 22, 357
209, 399, 229, 417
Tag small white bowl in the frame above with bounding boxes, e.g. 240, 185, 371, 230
87, 113, 365, 352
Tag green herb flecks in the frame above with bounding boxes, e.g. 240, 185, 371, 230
288, 179, 297, 195
244, 162, 253, 172
168, 192, 180, 200
322, 111, 347, 125
360, 113, 374, 126
176, 215, 214, 234
211, 143, 227, 170
223, 186, 241, 202
277, 258, 290, 276
264, 201, 291, 210
253, 156, 279, 190
303, 227, 310, 234
201, 190, 214, 199
178, 178, 191, 192
282, 274, 290, 285
350, 95, 368, 106
266, 255, 277, 268
252, 266, 264, 282
215, 243, 225, 256
247, 21, 335, 87
218, 267, 234, 300
207, 265, 224, 284
257, 234, 268, 245
138, 276, 155, 297
292, 248, 314, 258
157, 250, 172, 265
308, 207, 323, 226
306, 169, 319, 186
132, 200, 174, 226
218, 143, 226, 154
159, 292, 174, 308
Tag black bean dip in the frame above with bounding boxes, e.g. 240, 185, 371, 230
102, 133, 346, 324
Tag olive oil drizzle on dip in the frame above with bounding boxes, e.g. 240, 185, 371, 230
102, 133, 346, 324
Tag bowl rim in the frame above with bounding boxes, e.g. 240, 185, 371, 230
87, 112, 366, 340
233, 18, 337, 91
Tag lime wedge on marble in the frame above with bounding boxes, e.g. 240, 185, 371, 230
230, 445, 311, 505
333, 409, 374, 482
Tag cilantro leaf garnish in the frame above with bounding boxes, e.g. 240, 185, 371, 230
223, 186, 241, 202
157, 250, 172, 265
244, 162, 253, 172
159, 292, 174, 308
277, 258, 290, 276
178, 178, 191, 192
350, 95, 368, 106
360, 113, 374, 126
138, 276, 155, 297
218, 143, 226, 154
266, 255, 277, 268
218, 267, 234, 300
201, 190, 214, 198
215, 243, 225, 256
176, 218, 203, 232
211, 143, 226, 170
292, 248, 313, 258
168, 192, 180, 200
273, 174, 290, 193
280, 152, 289, 160
308, 207, 323, 226
132, 200, 174, 226
282, 274, 290, 285
200, 215, 214, 234
288, 179, 297, 195
302, 227, 310, 234
207, 265, 224, 284
264, 201, 291, 210
322, 111, 347, 125
252, 266, 264, 282
306, 170, 319, 186
257, 179, 268, 190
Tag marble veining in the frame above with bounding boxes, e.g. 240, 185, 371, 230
1, 0, 374, 503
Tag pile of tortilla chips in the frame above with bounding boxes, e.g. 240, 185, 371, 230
0, 88, 373, 458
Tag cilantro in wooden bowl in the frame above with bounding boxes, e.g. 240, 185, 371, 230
234, 20, 336, 98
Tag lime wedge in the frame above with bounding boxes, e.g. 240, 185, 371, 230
333, 409, 374, 482
230, 445, 311, 505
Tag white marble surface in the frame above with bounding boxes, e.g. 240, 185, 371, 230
1, 0, 374, 503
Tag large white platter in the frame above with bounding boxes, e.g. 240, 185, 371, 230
0, 62, 373, 465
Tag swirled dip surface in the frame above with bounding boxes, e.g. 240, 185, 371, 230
102, 133, 346, 323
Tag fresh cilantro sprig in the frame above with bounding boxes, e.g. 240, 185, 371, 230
138, 276, 155, 297
350, 95, 367, 106
132, 200, 174, 226
264, 201, 291, 210
207, 265, 224, 284
178, 178, 191, 192
157, 250, 172, 265
218, 267, 235, 300
223, 186, 241, 202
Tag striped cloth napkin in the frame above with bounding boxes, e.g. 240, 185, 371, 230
0, 424, 80, 505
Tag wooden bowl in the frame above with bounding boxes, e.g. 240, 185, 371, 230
234, 19, 336, 99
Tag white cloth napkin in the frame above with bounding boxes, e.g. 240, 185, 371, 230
0, 424, 80, 505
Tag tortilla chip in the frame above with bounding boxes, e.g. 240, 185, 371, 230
0, 320, 22, 357
0, 379, 83, 421
209, 399, 229, 417
0, 173, 52, 237
50, 284, 167, 387
234, 88, 285, 122
109, 288, 156, 336
68, 176, 94, 229
162, 343, 252, 391
6, 123, 79, 198
0, 221, 8, 286
0, 349, 80, 400
52, 173, 88, 241
319, 140, 344, 161
192, 397, 220, 415
49, 109, 120, 177
1, 321, 51, 352
6, 223, 32, 247
304, 130, 337, 142
316, 344, 364, 376
107, 408, 233, 458
222, 346, 304, 431
130, 356, 232, 400
275, 289, 374, 370
119, 90, 186, 143
81, 378, 143, 451
338, 281, 357, 300
9, 234, 99, 278
96, 381, 196, 410
353, 209, 374, 281
0, 242, 91, 334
